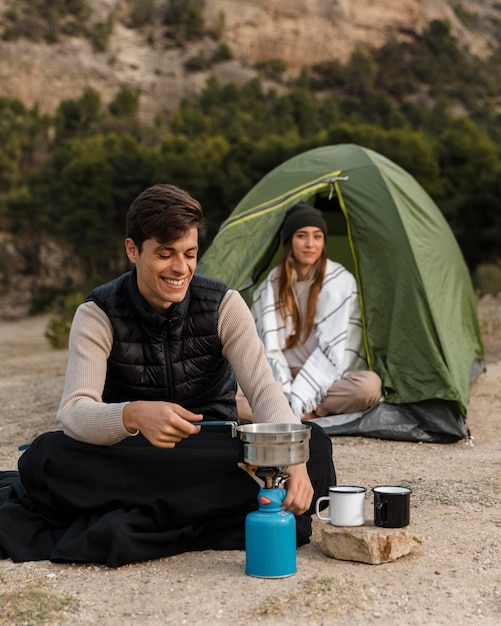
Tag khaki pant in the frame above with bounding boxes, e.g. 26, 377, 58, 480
236, 370, 382, 423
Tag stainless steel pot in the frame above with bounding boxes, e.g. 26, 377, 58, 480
237, 423, 311, 467
199, 421, 311, 467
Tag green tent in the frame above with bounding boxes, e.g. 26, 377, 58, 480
198, 144, 484, 443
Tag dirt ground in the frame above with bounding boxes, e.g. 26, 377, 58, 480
0, 303, 500, 626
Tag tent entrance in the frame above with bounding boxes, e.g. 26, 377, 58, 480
243, 188, 355, 301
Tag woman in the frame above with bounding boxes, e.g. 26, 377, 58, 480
248, 202, 382, 421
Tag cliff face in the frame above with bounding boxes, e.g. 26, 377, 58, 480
205, 0, 494, 69
0, 0, 498, 122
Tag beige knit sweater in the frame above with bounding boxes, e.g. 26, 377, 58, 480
57, 289, 299, 445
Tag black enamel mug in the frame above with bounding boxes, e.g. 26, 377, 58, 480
372, 486, 412, 528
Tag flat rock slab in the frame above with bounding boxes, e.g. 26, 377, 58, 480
320, 521, 423, 564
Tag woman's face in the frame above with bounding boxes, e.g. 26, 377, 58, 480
290, 226, 325, 278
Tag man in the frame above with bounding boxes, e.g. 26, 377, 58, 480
0, 184, 335, 567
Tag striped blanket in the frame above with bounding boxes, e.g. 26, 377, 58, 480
252, 259, 367, 418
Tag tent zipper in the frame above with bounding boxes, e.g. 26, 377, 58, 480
218, 173, 349, 232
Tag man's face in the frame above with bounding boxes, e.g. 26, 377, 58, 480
125, 228, 199, 314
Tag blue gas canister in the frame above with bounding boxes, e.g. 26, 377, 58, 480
245, 487, 296, 578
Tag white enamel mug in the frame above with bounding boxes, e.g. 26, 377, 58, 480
315, 485, 367, 527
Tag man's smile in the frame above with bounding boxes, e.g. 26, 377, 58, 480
162, 277, 185, 287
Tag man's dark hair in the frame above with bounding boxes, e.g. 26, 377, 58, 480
126, 184, 203, 251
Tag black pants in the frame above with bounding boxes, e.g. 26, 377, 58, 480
0, 423, 335, 567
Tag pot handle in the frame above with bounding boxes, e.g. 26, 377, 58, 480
198, 420, 238, 437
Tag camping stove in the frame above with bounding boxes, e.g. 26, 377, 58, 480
200, 421, 311, 578
239, 462, 297, 578
236, 423, 312, 579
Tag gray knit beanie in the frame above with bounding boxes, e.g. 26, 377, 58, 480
282, 202, 327, 244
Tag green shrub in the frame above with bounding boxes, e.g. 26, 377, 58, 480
45, 316, 73, 349
184, 50, 210, 71
212, 42, 233, 63
255, 58, 287, 82
5, 7, 17, 21
44, 291, 84, 349
2, 26, 18, 41
89, 15, 114, 52
108, 86, 140, 117
164, 0, 205, 42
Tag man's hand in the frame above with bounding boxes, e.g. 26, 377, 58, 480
281, 462, 313, 515
123, 400, 202, 447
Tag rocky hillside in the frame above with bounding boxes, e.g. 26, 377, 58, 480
0, 0, 499, 123
1, 0, 500, 319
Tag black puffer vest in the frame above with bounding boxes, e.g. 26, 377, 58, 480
86, 270, 237, 419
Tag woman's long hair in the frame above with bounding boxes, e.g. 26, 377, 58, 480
277, 238, 327, 349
